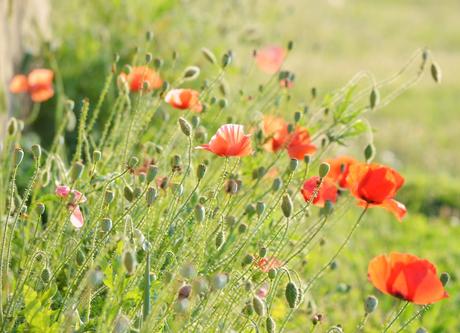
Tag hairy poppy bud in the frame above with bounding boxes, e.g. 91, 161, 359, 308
281, 194, 293, 218
364, 143, 375, 162
183, 66, 200, 81
218, 98, 228, 109
364, 295, 378, 314
318, 162, 330, 178
178, 117, 192, 137
370, 88, 380, 109
7, 117, 18, 136
215, 230, 225, 249
93, 150, 102, 162
146, 187, 157, 206
101, 217, 112, 232
268, 268, 277, 280
242, 301, 254, 316
440, 272, 450, 286
197, 163, 207, 180
194, 204, 206, 222
294, 111, 301, 123
287, 40, 294, 51
14, 148, 24, 166
222, 51, 232, 68
238, 223, 248, 233
304, 154, 312, 165
35, 203, 45, 216
145, 30, 154, 41
178, 284, 192, 299
259, 247, 268, 258
201, 47, 217, 64
266, 316, 276, 333
123, 250, 137, 275
180, 263, 197, 279
146, 165, 158, 183
289, 159, 298, 172
124, 186, 134, 202
225, 179, 239, 194
193, 278, 209, 295
272, 177, 282, 192
253, 296, 266, 316
31, 144, 42, 161
416, 328, 428, 333
285, 281, 299, 308
287, 123, 294, 133
245, 203, 256, 216
145, 52, 153, 63
431, 61, 442, 83
70, 161, 84, 181
256, 202, 265, 216
241, 254, 254, 267
104, 190, 115, 205
76, 249, 85, 266
212, 273, 228, 290
128, 156, 139, 169
191, 115, 200, 128
41, 267, 51, 283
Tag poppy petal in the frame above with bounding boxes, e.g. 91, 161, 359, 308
9, 75, 29, 93
70, 205, 84, 228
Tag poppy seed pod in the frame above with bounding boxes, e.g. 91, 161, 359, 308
289, 159, 299, 172
194, 204, 206, 222
14, 148, 24, 166
104, 190, 115, 205
146, 165, 158, 183
253, 296, 266, 316
128, 156, 139, 169
71, 161, 84, 181
179, 117, 192, 137
281, 194, 293, 218
101, 217, 113, 232
178, 284, 192, 299
7, 117, 18, 136
364, 143, 375, 162
123, 250, 137, 275
272, 177, 282, 192
212, 273, 228, 290
364, 295, 378, 314
431, 61, 442, 83
440, 272, 450, 286
370, 88, 380, 109
197, 163, 207, 180
266, 316, 276, 333
201, 47, 217, 64
318, 162, 330, 178
146, 187, 157, 206
285, 281, 299, 308
183, 66, 200, 81
31, 144, 42, 161
180, 263, 197, 279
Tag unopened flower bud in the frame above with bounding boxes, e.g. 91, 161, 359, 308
146, 187, 157, 206
311, 313, 323, 325
178, 284, 192, 299
123, 250, 137, 275
35, 203, 45, 215
178, 117, 192, 137
197, 163, 207, 180
215, 230, 225, 249
241, 254, 254, 267
113, 314, 130, 333
212, 273, 228, 290
145, 52, 153, 63
268, 268, 277, 280
41, 267, 51, 283
364, 295, 378, 314
225, 179, 239, 194
104, 190, 115, 205
124, 186, 134, 202
93, 150, 102, 162
253, 296, 266, 316
431, 61, 442, 83
416, 327, 428, 333
101, 217, 112, 232
289, 159, 299, 172
193, 278, 209, 295
259, 247, 268, 258
14, 148, 24, 166
128, 156, 139, 169
370, 88, 380, 109
266, 316, 276, 333
7, 118, 18, 136
287, 40, 294, 51
272, 177, 282, 192
364, 143, 375, 162
145, 30, 154, 41
183, 66, 200, 81
281, 194, 293, 218
294, 111, 301, 123
218, 98, 228, 109
65, 99, 75, 112
285, 281, 299, 308
146, 165, 158, 183
191, 115, 200, 128
318, 162, 330, 178
76, 249, 85, 266
238, 223, 248, 233
245, 203, 256, 216
71, 161, 84, 181
256, 201, 265, 216
31, 144, 42, 161
194, 204, 206, 222
222, 51, 232, 68
201, 47, 217, 64
304, 154, 312, 165
180, 263, 197, 279
440, 272, 450, 286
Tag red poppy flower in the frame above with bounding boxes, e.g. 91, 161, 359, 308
196, 124, 252, 157
165, 89, 202, 112
55, 185, 86, 228
255, 46, 286, 74
262, 116, 289, 152
301, 176, 338, 207
257, 257, 282, 273
120, 66, 162, 92
9, 69, 54, 102
368, 252, 448, 305
326, 156, 358, 189
286, 127, 317, 160
346, 163, 406, 221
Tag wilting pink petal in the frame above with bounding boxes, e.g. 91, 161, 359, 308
69, 205, 84, 228
56, 185, 71, 198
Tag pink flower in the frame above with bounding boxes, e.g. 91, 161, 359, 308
55, 185, 86, 228
255, 46, 286, 74
196, 124, 252, 157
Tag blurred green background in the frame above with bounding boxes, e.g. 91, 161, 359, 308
7, 0, 460, 330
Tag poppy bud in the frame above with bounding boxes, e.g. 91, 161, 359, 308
364, 295, 378, 314
245, 280, 253, 291
242, 301, 254, 316
88, 268, 104, 288
287, 123, 294, 133
440, 272, 450, 286
416, 328, 428, 333
101, 217, 112, 232
123, 250, 137, 275
138, 173, 146, 183
124, 186, 134, 202
180, 263, 197, 279
253, 296, 266, 316
178, 117, 192, 137
294, 111, 301, 123
245, 203, 256, 216
266, 316, 276, 333
281, 194, 293, 218
238, 223, 248, 233
222, 52, 232, 68
194, 204, 206, 222
191, 115, 200, 128
364, 143, 375, 162
268, 268, 277, 280
144, 165, 157, 183
289, 159, 298, 172
128, 156, 139, 169
201, 47, 217, 64
41, 267, 51, 283
14, 148, 24, 166
311, 313, 323, 325
320, 200, 334, 216
145, 30, 154, 41
212, 273, 228, 290
285, 281, 299, 308
35, 203, 45, 215
197, 163, 207, 180
241, 254, 254, 267
259, 247, 268, 258
193, 278, 209, 294
370, 88, 380, 109
104, 190, 115, 205
431, 61, 442, 83
7, 117, 17, 136
65, 99, 75, 112
146, 187, 157, 206
31, 144, 42, 161
93, 150, 102, 162
76, 249, 85, 266
225, 179, 239, 194
178, 284, 192, 299
318, 162, 330, 178
311, 87, 317, 98
287, 40, 294, 51
215, 230, 225, 249
145, 52, 153, 63
256, 202, 265, 216
304, 154, 311, 165
218, 98, 228, 109
183, 66, 200, 81
272, 177, 282, 192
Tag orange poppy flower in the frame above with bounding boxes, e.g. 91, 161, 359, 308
120, 66, 162, 92
165, 89, 202, 112
9, 69, 54, 102
287, 127, 317, 160
196, 124, 252, 157
368, 252, 448, 305
262, 116, 289, 152
257, 257, 282, 273
326, 156, 358, 189
255, 46, 286, 74
301, 176, 338, 207
346, 163, 406, 221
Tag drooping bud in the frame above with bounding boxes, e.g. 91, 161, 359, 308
364, 295, 378, 314
266, 316, 276, 333
128, 156, 139, 169
14, 148, 24, 166
259, 247, 268, 258
370, 88, 380, 109
281, 194, 293, 218
70, 161, 84, 181
7, 117, 18, 136
201, 47, 217, 64
222, 51, 232, 68
183, 66, 200, 81
287, 40, 294, 51
431, 61, 442, 83
124, 186, 134, 202
31, 144, 42, 161
285, 281, 299, 308
104, 190, 115, 205
289, 159, 299, 172
41, 267, 51, 283
364, 143, 375, 162
178, 117, 192, 137
318, 162, 330, 178
253, 296, 266, 316
93, 150, 102, 162
123, 250, 137, 275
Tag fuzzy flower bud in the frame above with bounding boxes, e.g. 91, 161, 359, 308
70, 161, 84, 181
281, 194, 293, 218
179, 117, 192, 137
318, 162, 330, 178
14, 148, 24, 166
285, 281, 299, 308
31, 144, 42, 161
253, 296, 266, 316
364, 295, 378, 314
